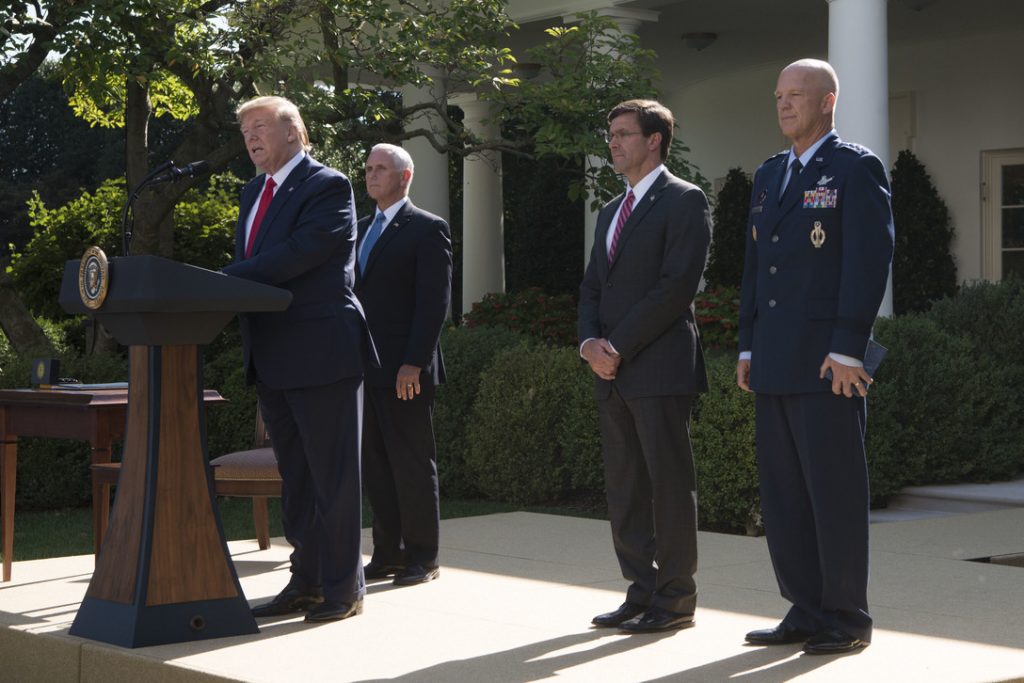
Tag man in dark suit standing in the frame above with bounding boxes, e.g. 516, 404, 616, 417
737, 59, 894, 654
579, 99, 711, 633
355, 144, 452, 586
223, 96, 374, 623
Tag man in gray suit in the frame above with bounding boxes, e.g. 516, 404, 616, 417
579, 99, 712, 633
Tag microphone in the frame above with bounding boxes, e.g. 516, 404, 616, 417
151, 160, 211, 183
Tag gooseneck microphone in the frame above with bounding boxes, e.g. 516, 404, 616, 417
120, 160, 210, 256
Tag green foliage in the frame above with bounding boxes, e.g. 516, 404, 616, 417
694, 286, 740, 352
705, 167, 752, 289
465, 345, 590, 504
6, 175, 238, 334
692, 354, 760, 535
502, 152, 585, 296
203, 334, 258, 459
498, 13, 659, 206
434, 324, 534, 498
890, 150, 958, 314
869, 313, 1022, 501
462, 287, 577, 347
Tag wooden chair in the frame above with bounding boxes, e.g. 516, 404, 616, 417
91, 405, 281, 550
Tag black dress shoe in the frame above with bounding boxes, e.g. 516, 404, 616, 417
802, 628, 868, 655
619, 606, 695, 633
364, 560, 405, 580
251, 582, 323, 618
304, 599, 363, 623
592, 602, 647, 627
745, 622, 814, 645
393, 564, 439, 586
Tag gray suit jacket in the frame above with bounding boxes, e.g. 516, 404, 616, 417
578, 169, 712, 400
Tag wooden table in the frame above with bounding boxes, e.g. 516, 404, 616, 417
0, 386, 224, 582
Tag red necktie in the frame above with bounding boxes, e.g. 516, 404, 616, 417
608, 190, 635, 265
244, 177, 277, 258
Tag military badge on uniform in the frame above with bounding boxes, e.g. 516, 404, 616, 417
752, 225, 758, 242
817, 175, 833, 186
810, 221, 826, 248
758, 189, 767, 203
803, 187, 838, 209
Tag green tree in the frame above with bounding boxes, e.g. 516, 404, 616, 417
705, 167, 752, 289
890, 150, 957, 314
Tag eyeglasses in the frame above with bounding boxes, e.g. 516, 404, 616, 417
604, 130, 645, 143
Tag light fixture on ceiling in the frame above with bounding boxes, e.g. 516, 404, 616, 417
681, 32, 717, 52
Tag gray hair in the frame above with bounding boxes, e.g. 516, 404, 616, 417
370, 143, 415, 176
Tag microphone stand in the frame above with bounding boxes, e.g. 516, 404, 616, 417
120, 160, 174, 256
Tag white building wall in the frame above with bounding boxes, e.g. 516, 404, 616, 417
889, 28, 1024, 283
669, 28, 1024, 284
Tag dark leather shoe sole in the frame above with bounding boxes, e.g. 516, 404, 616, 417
592, 602, 647, 628
745, 624, 814, 645
364, 563, 405, 580
619, 612, 695, 633
803, 637, 867, 655
304, 600, 364, 622
393, 567, 440, 586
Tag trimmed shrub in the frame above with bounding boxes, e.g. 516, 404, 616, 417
890, 150, 958, 314
868, 314, 1021, 502
691, 354, 760, 535
202, 335, 258, 459
465, 345, 589, 504
462, 287, 577, 347
434, 324, 534, 498
704, 167, 752, 290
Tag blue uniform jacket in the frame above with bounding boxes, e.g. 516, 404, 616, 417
738, 135, 895, 395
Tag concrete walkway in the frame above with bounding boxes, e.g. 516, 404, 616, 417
1, 510, 1023, 682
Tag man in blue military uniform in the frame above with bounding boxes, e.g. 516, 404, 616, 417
736, 59, 894, 655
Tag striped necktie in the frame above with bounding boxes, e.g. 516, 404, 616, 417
608, 190, 635, 265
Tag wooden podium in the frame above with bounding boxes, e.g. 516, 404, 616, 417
58, 255, 291, 648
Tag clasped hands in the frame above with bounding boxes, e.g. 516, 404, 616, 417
582, 338, 620, 380
736, 356, 872, 397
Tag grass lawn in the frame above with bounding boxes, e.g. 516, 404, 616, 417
7, 496, 607, 563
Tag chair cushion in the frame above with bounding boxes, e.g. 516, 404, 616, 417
210, 447, 280, 481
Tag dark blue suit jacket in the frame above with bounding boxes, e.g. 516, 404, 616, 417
354, 201, 452, 389
579, 169, 711, 400
223, 155, 377, 390
738, 135, 895, 394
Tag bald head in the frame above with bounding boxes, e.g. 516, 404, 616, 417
775, 59, 840, 155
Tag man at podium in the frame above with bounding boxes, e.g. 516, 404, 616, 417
222, 95, 375, 623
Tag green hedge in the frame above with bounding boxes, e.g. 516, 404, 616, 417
692, 355, 760, 535
465, 345, 587, 503
867, 284, 1024, 501
434, 324, 534, 498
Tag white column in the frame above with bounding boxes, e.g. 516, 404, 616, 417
572, 8, 659, 267
453, 94, 504, 310
401, 68, 450, 223
828, 0, 894, 316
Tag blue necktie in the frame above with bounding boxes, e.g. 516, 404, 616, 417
358, 212, 385, 271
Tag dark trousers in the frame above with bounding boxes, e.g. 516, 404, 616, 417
598, 387, 698, 614
362, 384, 440, 568
257, 377, 365, 603
755, 392, 872, 642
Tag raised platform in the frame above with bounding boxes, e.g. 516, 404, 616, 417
2, 511, 1024, 682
